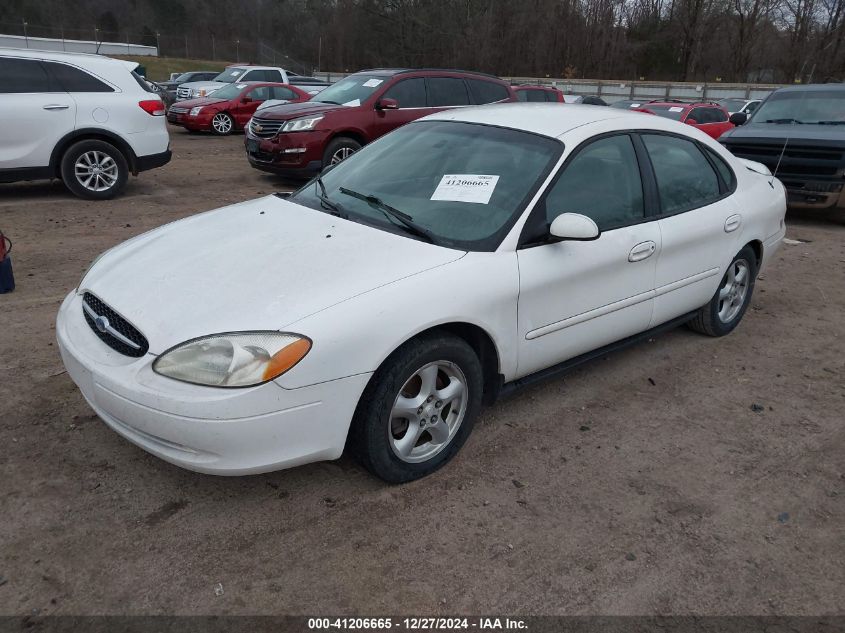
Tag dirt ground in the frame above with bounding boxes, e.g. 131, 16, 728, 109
1, 129, 843, 617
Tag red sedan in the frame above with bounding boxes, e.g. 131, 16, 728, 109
167, 82, 312, 135
638, 101, 734, 140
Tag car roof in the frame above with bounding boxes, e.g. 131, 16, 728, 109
423, 102, 686, 139
0, 46, 138, 72
514, 84, 559, 90
355, 68, 503, 80
772, 83, 845, 93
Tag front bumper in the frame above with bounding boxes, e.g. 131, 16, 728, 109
785, 184, 845, 210
167, 111, 213, 131
56, 291, 371, 475
244, 129, 328, 176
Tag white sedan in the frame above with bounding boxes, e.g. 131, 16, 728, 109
57, 104, 787, 483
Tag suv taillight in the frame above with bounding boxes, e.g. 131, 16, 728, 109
139, 100, 165, 116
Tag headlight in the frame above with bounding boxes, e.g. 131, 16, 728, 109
153, 332, 311, 387
189, 106, 203, 116
282, 115, 324, 132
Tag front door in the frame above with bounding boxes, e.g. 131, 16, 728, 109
370, 77, 432, 139
516, 134, 660, 378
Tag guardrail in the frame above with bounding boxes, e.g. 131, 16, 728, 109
313, 72, 785, 103
0, 33, 157, 56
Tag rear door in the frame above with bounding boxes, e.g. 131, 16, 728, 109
0, 57, 76, 170
370, 77, 431, 139
641, 132, 742, 325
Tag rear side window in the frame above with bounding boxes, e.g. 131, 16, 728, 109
518, 89, 546, 103
272, 86, 299, 100
710, 107, 728, 122
383, 78, 427, 108
44, 62, 113, 92
427, 77, 469, 106
545, 91, 560, 102
0, 58, 53, 93
642, 134, 721, 214
466, 78, 509, 104
688, 107, 710, 123
704, 147, 735, 189
247, 86, 272, 100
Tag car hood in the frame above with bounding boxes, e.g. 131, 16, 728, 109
81, 196, 465, 354
253, 101, 348, 120
721, 122, 845, 143
179, 80, 226, 92
172, 96, 226, 109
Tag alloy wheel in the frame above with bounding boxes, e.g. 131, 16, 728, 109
330, 147, 355, 165
74, 151, 118, 192
212, 113, 233, 134
388, 361, 469, 463
717, 258, 750, 323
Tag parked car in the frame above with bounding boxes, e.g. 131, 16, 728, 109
167, 82, 311, 135
58, 103, 786, 482
514, 84, 565, 102
155, 70, 220, 106
574, 95, 608, 106
638, 100, 734, 139
0, 47, 170, 199
609, 99, 647, 109
244, 68, 515, 177
720, 84, 845, 210
176, 65, 329, 100
716, 98, 762, 116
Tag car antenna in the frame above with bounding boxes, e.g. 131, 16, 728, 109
769, 87, 808, 188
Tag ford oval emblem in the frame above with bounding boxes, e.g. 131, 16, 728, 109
94, 315, 109, 333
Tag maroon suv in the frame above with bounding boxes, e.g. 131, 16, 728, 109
244, 68, 515, 176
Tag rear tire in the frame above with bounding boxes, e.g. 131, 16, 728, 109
60, 139, 128, 200
322, 137, 361, 169
350, 333, 483, 483
687, 245, 757, 337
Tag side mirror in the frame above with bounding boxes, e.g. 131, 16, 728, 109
730, 112, 747, 126
685, 117, 698, 125
376, 97, 399, 110
549, 213, 600, 241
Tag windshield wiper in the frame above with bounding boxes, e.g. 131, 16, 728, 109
316, 99, 342, 105
817, 120, 845, 125
315, 176, 347, 218
765, 118, 804, 124
338, 187, 436, 244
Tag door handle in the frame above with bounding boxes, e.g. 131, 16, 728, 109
628, 240, 656, 262
724, 214, 742, 233
43, 104, 70, 111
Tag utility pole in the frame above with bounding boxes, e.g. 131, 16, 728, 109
156, 32, 160, 56
185, 35, 188, 59
236, 39, 240, 63
61, 25, 65, 51
318, 36, 322, 72
211, 34, 215, 60
22, 20, 28, 48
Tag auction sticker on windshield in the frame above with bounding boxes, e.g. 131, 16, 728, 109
431, 175, 500, 204
363, 78, 383, 87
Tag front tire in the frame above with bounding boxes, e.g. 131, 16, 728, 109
687, 245, 757, 337
210, 112, 234, 135
322, 137, 362, 169
60, 139, 128, 200
350, 333, 483, 483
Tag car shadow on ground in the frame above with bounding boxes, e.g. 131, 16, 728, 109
785, 207, 845, 229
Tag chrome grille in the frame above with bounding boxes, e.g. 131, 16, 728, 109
81, 293, 149, 358
249, 117, 285, 138
176, 86, 192, 99
168, 106, 188, 114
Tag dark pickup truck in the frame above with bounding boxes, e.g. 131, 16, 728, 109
720, 84, 845, 210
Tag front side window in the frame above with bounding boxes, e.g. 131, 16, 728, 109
745, 100, 760, 114
642, 134, 721, 214
466, 79, 509, 104
246, 85, 272, 101
0, 58, 53, 93
428, 77, 470, 107
291, 120, 562, 251
542, 135, 645, 231
382, 78, 427, 108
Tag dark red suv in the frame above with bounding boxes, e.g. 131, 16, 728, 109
244, 68, 515, 176
638, 100, 734, 139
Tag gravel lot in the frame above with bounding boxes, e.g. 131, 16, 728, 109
1, 129, 843, 616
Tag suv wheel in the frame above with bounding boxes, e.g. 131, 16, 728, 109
323, 137, 362, 168
210, 112, 234, 135
60, 140, 129, 200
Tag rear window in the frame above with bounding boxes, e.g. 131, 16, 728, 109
517, 88, 547, 103
44, 62, 113, 92
466, 78, 509, 104
0, 58, 53, 93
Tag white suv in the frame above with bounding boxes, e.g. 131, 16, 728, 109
0, 48, 171, 199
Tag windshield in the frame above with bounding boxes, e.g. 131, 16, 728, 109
213, 67, 247, 83
313, 74, 386, 106
751, 89, 845, 124
718, 99, 747, 111
291, 121, 562, 251
645, 105, 686, 120
208, 83, 248, 100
